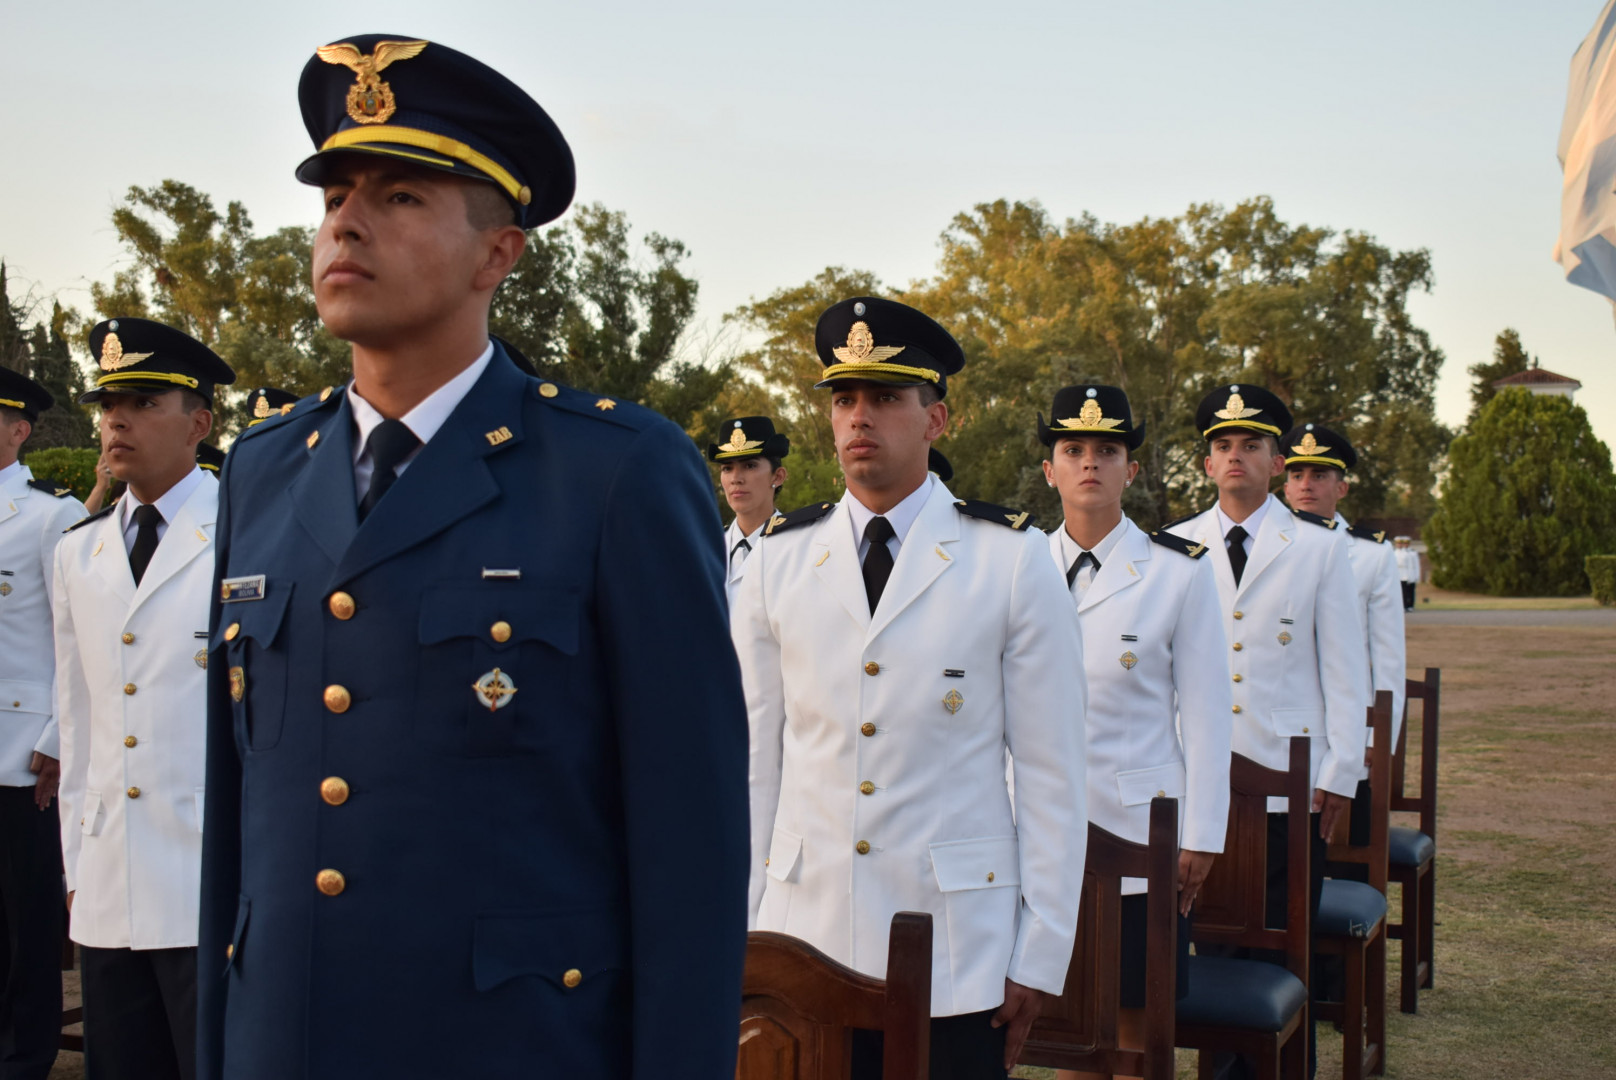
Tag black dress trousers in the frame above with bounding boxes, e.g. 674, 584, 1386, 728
0, 785, 63, 1080
80, 945, 197, 1080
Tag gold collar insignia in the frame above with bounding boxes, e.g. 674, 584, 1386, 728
316, 39, 429, 125
832, 321, 906, 365
99, 332, 152, 372
1214, 392, 1262, 421
720, 427, 764, 454
1058, 398, 1124, 431
1291, 432, 1332, 456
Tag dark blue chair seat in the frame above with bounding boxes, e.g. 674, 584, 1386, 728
1176, 956, 1306, 1032
1318, 880, 1388, 938
1389, 826, 1435, 869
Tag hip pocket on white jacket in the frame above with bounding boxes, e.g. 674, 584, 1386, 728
1115, 762, 1186, 807
81, 792, 104, 837
1271, 708, 1324, 738
765, 827, 803, 883
929, 835, 1020, 892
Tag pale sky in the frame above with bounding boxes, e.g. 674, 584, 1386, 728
4, 0, 1611, 444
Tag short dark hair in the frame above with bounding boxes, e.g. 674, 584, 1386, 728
463, 180, 519, 231
916, 383, 943, 408
181, 390, 211, 414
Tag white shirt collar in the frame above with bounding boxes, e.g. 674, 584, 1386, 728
846, 474, 934, 549
1216, 493, 1272, 540
121, 465, 208, 533
348, 341, 495, 464
1057, 515, 1129, 573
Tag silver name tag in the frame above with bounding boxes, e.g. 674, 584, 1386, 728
220, 574, 266, 602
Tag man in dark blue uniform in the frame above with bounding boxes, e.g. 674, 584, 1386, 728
197, 35, 750, 1079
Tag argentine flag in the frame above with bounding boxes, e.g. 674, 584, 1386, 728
1557, 0, 1616, 305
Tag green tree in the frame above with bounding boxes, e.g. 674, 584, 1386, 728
1426, 389, 1616, 596
0, 264, 94, 451
1466, 328, 1533, 424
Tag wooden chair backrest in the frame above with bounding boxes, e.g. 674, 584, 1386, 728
1327, 690, 1393, 891
1021, 797, 1179, 1080
1191, 737, 1312, 983
737, 912, 931, 1080
1391, 667, 1440, 842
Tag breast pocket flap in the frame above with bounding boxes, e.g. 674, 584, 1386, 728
1116, 762, 1187, 807
213, 584, 292, 651
930, 835, 1020, 893
765, 828, 803, 882
418, 586, 580, 655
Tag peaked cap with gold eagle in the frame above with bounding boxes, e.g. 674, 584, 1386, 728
246, 387, 301, 427
707, 416, 791, 462
81, 318, 235, 405
1037, 384, 1144, 450
1194, 383, 1293, 441
813, 296, 965, 398
1280, 422, 1357, 472
296, 34, 575, 228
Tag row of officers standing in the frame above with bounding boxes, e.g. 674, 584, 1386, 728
0, 31, 1406, 1080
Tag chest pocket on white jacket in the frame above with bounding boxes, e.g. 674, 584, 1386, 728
217, 585, 293, 752
416, 585, 580, 757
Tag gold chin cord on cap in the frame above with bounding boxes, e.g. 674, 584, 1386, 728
320, 126, 533, 206
0, 398, 23, 409
94, 371, 201, 390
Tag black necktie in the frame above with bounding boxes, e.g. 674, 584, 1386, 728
1066, 551, 1100, 589
129, 504, 163, 586
730, 537, 751, 568
1226, 525, 1249, 585
862, 517, 896, 614
359, 419, 421, 520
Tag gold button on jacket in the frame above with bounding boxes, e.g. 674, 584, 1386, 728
122, 632, 135, 645
328, 592, 356, 620
316, 869, 346, 896
1233, 610, 1244, 620
1232, 673, 1243, 683
224, 623, 240, 642
562, 968, 583, 988
124, 736, 137, 748
323, 685, 352, 713
1232, 642, 1243, 652
490, 620, 512, 643
320, 777, 351, 806
855, 840, 871, 855
858, 781, 875, 795
860, 722, 876, 737
127, 786, 141, 799
1232, 704, 1243, 714
226, 944, 234, 960
863, 661, 879, 676
123, 683, 137, 695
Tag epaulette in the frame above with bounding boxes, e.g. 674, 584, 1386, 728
27, 478, 74, 498
1292, 508, 1339, 530
1348, 523, 1387, 543
1149, 530, 1209, 558
1158, 508, 1206, 532
955, 500, 1036, 531
764, 501, 835, 536
532, 378, 648, 432
64, 505, 116, 533
233, 386, 339, 448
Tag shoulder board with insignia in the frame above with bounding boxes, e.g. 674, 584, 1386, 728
764, 502, 835, 536
27, 478, 74, 498
1292, 509, 1339, 530
1149, 530, 1209, 558
955, 500, 1036, 531
533, 378, 647, 431
64, 505, 116, 533
1347, 523, 1387, 543
1158, 507, 1209, 532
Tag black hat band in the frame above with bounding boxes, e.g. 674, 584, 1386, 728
321, 125, 531, 207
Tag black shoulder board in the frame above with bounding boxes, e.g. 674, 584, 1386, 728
955, 499, 1036, 531
1292, 509, 1339, 530
64, 505, 116, 533
1150, 530, 1209, 558
1158, 507, 1208, 532
27, 478, 73, 498
764, 502, 835, 536
1347, 523, 1387, 543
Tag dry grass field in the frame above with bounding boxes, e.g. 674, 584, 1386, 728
49, 617, 1616, 1079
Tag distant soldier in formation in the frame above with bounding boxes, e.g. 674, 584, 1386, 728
1394, 536, 1420, 611
710, 415, 789, 607
0, 368, 84, 1080
735, 296, 1088, 1079
55, 318, 235, 1080
1036, 384, 1232, 1080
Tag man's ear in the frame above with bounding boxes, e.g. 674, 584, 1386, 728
192, 407, 215, 448
924, 400, 949, 442
474, 227, 527, 291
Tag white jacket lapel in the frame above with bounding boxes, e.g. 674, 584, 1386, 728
1237, 496, 1291, 596
868, 483, 958, 640
92, 497, 136, 606
128, 479, 216, 617
1079, 520, 1149, 613
811, 498, 871, 632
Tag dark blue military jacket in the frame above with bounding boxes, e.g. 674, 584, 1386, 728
197, 348, 750, 1078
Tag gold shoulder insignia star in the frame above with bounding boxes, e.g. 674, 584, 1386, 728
1057, 398, 1124, 430
1290, 432, 1331, 456
832, 321, 907, 365
1214, 392, 1263, 421
280, 403, 296, 416
316, 39, 429, 125
594, 398, 616, 411
99, 332, 152, 372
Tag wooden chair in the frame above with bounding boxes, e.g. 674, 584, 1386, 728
1315, 691, 1393, 1078
737, 911, 931, 1080
1387, 668, 1438, 1013
1175, 738, 1312, 1080
1020, 796, 1180, 1080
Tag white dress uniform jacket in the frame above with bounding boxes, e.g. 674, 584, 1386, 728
1337, 515, 1407, 745
55, 471, 216, 950
1048, 518, 1232, 890
1395, 546, 1421, 585
723, 517, 765, 609
735, 480, 1088, 1017
1167, 495, 1368, 810
0, 464, 85, 784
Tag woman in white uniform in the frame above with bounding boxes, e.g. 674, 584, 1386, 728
1038, 384, 1234, 1080
710, 416, 789, 608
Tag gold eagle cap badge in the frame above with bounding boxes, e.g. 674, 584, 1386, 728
1214, 391, 1263, 421
832, 321, 907, 365
99, 332, 152, 372
721, 425, 763, 454
253, 395, 273, 419
316, 39, 429, 125
1291, 432, 1331, 456
1058, 398, 1124, 431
